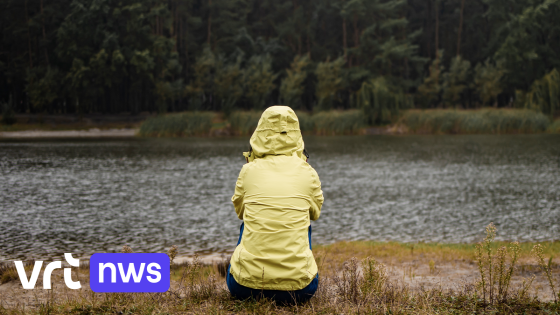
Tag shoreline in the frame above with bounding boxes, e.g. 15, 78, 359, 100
2, 126, 559, 139
1, 240, 559, 313
0, 128, 137, 138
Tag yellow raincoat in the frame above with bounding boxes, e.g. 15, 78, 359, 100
230, 106, 324, 291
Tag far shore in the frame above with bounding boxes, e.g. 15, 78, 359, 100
0, 127, 396, 139
0, 128, 137, 139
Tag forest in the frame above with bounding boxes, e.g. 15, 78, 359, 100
1, 0, 559, 125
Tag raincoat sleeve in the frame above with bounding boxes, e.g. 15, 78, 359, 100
309, 168, 324, 221
231, 165, 248, 220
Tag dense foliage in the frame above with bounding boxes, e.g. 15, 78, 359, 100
1, 0, 559, 123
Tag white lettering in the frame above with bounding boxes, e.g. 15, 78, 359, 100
146, 263, 161, 283
118, 263, 145, 283
14, 261, 43, 289
99, 263, 117, 283
63, 253, 81, 289
43, 261, 62, 289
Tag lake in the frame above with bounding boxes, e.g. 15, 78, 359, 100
1, 135, 559, 261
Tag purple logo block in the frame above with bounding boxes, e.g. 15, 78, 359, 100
89, 253, 170, 293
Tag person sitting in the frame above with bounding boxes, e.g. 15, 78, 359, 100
226, 106, 324, 304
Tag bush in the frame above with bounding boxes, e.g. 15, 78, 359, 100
357, 77, 411, 125
400, 108, 550, 134
520, 68, 559, 116
138, 112, 214, 137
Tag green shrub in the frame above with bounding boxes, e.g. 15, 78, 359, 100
520, 68, 559, 116
401, 108, 550, 134
139, 112, 214, 137
356, 77, 411, 125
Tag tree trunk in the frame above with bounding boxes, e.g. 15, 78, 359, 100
24, 0, 33, 69
40, 0, 49, 65
435, 0, 439, 58
342, 17, 347, 59
173, 1, 178, 52
182, 16, 188, 77
457, 0, 465, 56
307, 32, 311, 57
353, 14, 359, 66
207, 0, 212, 46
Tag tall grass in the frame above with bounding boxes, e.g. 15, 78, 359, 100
549, 119, 560, 133
400, 108, 550, 134
312, 110, 365, 135
138, 112, 214, 137
228, 111, 262, 135
139, 108, 557, 137
229, 109, 366, 135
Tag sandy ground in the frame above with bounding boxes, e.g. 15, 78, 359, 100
1, 257, 557, 311
0, 128, 137, 138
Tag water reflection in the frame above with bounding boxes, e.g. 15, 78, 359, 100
1, 135, 559, 260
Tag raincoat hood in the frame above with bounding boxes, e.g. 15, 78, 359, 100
243, 106, 306, 162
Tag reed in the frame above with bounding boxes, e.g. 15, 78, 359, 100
138, 112, 214, 137
549, 119, 560, 133
228, 111, 262, 135
311, 110, 365, 135
294, 111, 313, 133
228, 109, 366, 136
400, 108, 550, 134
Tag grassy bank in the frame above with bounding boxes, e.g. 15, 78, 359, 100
137, 108, 559, 137
138, 112, 214, 137
399, 108, 552, 134
2, 225, 560, 314
3, 108, 559, 136
135, 110, 366, 136
139, 110, 366, 136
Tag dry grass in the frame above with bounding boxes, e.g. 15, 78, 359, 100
1, 230, 560, 314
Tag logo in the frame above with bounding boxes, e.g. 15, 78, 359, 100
15, 253, 81, 289
89, 253, 170, 292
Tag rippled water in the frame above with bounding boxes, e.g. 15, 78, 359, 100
1, 135, 559, 261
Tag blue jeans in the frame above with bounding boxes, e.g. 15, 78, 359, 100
226, 223, 319, 304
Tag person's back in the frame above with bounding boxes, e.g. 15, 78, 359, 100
228, 106, 324, 302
